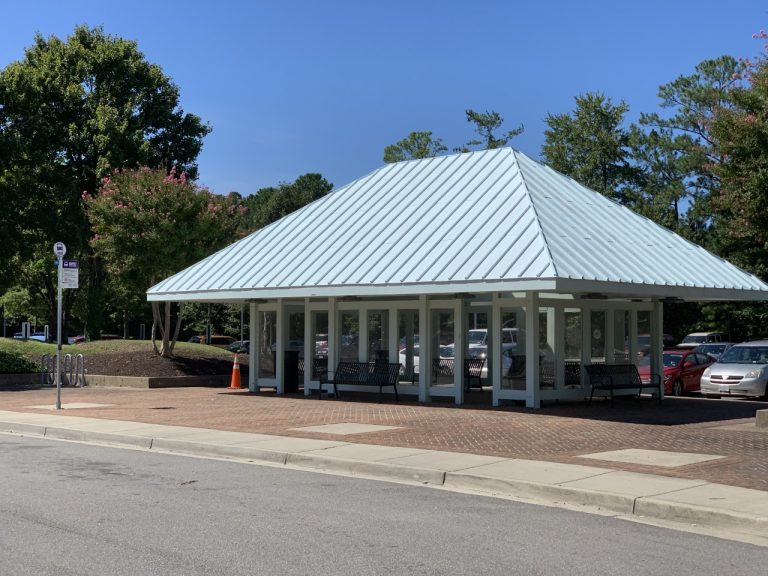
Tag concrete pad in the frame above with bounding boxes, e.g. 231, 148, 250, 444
757, 409, 768, 428
577, 448, 724, 468
562, 470, 709, 497
384, 451, 506, 472
457, 459, 612, 484
303, 443, 428, 461
292, 423, 400, 435
28, 403, 112, 410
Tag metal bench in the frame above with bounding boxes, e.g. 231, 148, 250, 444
585, 363, 662, 407
321, 361, 400, 402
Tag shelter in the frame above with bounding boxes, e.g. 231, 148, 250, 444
147, 148, 768, 407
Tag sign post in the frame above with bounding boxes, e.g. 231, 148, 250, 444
53, 242, 66, 410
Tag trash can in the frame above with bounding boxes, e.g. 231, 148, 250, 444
283, 350, 300, 393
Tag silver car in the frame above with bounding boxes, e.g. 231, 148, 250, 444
700, 340, 768, 399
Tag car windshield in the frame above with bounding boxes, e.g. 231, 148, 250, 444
662, 353, 683, 368
696, 344, 725, 355
718, 345, 768, 364
682, 335, 706, 344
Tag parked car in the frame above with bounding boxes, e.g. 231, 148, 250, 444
227, 340, 250, 354
700, 340, 768, 399
677, 331, 726, 349
13, 332, 47, 342
637, 348, 715, 396
692, 342, 734, 361
635, 333, 677, 357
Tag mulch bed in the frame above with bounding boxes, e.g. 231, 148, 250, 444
83, 349, 249, 378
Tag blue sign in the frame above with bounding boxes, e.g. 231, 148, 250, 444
63, 259, 79, 269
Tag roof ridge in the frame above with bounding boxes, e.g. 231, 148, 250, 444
511, 149, 560, 279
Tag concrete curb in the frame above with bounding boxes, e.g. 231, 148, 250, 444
2, 417, 767, 538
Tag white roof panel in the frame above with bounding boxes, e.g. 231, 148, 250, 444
148, 148, 768, 301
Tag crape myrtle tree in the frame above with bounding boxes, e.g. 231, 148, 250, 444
0, 25, 210, 337
85, 167, 246, 356
707, 44, 768, 338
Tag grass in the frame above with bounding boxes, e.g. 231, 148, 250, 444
0, 338, 233, 360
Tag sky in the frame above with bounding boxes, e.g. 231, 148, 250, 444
2, 1, 767, 196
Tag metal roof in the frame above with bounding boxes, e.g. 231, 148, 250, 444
147, 148, 768, 302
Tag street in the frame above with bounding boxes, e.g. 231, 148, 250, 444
0, 434, 765, 576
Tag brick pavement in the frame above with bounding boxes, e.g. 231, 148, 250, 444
0, 386, 766, 491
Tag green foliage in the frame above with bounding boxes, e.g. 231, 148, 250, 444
243, 173, 333, 231
0, 349, 41, 374
457, 109, 524, 152
542, 93, 640, 203
383, 131, 448, 163
0, 25, 211, 335
86, 167, 246, 294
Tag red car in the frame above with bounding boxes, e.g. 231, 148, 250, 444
637, 348, 714, 396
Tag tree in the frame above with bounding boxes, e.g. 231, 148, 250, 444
711, 57, 768, 276
457, 109, 524, 152
542, 93, 639, 203
0, 25, 211, 335
85, 167, 245, 356
244, 173, 333, 231
636, 56, 744, 241
383, 131, 448, 163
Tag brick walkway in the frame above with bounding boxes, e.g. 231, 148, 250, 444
1, 386, 766, 491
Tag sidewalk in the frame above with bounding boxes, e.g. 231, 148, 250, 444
1, 386, 767, 543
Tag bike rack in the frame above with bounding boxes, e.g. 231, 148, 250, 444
40, 353, 85, 387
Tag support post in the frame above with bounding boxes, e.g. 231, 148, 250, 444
525, 291, 541, 408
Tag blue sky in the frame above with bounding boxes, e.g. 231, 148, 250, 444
2, 1, 765, 195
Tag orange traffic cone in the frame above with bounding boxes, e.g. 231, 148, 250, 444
229, 354, 242, 389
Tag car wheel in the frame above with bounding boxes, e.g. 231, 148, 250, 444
672, 380, 683, 396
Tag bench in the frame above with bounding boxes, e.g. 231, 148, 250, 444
584, 363, 662, 407
321, 361, 400, 402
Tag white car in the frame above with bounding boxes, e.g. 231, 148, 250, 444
700, 340, 768, 399
678, 331, 726, 349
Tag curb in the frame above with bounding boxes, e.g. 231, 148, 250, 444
2, 419, 767, 537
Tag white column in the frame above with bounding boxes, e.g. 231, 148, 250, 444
525, 291, 541, 408
248, 302, 257, 392
454, 298, 465, 405
491, 292, 502, 407
418, 295, 429, 402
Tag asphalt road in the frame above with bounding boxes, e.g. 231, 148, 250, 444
0, 434, 765, 576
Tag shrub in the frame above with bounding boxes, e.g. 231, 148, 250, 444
0, 350, 40, 374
